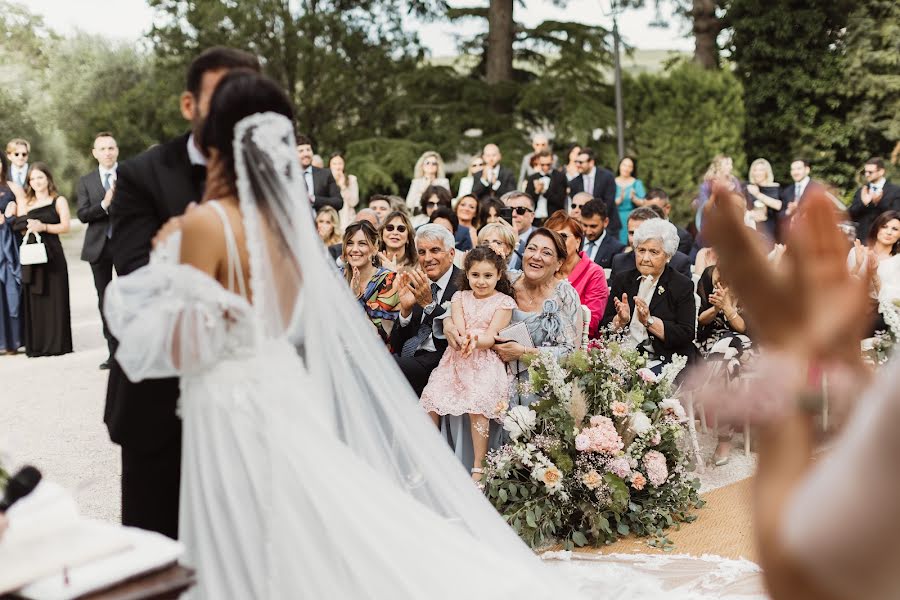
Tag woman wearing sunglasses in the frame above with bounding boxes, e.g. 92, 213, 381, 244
378, 210, 417, 271
456, 156, 484, 201
405, 151, 450, 214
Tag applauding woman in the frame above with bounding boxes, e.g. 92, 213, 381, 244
378, 210, 417, 271
13, 163, 72, 357
342, 220, 401, 349
614, 157, 646, 244
329, 153, 359, 227
406, 151, 450, 214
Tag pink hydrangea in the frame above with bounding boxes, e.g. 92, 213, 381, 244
650, 431, 661, 446
643, 450, 668, 487
630, 472, 647, 491
637, 368, 658, 383
607, 456, 632, 478
575, 416, 623, 454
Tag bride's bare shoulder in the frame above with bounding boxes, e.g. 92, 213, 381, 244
179, 204, 226, 273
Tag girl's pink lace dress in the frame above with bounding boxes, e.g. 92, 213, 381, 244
420, 290, 517, 418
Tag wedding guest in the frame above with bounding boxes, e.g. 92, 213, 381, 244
695, 154, 743, 234
430, 206, 472, 253
456, 155, 484, 200
524, 150, 567, 221
454, 194, 481, 246
368, 195, 392, 225
477, 221, 518, 266
471, 144, 516, 202
316, 206, 343, 247
643, 188, 694, 255
517, 133, 555, 187
603, 218, 696, 371
612, 207, 692, 279
847, 212, 900, 336
614, 156, 646, 244
0, 156, 22, 354
420, 245, 517, 480
76, 132, 119, 369
545, 210, 609, 337
329, 152, 358, 227
391, 224, 461, 396
406, 151, 450, 213
106, 46, 261, 540
504, 191, 537, 271
745, 158, 783, 241
342, 221, 401, 349
6, 138, 30, 187
579, 198, 624, 270
378, 210, 417, 271
296, 134, 343, 211
355, 208, 379, 227
478, 197, 505, 226
561, 143, 582, 181
849, 157, 900, 242
412, 184, 452, 228
387, 195, 409, 216
568, 147, 619, 239
12, 163, 72, 357
568, 191, 592, 222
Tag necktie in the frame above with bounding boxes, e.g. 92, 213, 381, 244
585, 240, 596, 260
16, 170, 24, 187
400, 282, 441, 358
102, 172, 112, 191
795, 183, 801, 198
304, 168, 314, 201
586, 175, 593, 194
191, 164, 207, 198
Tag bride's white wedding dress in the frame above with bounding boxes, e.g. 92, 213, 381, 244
105, 113, 763, 599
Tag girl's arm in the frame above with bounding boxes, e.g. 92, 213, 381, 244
450, 296, 466, 338
476, 307, 512, 349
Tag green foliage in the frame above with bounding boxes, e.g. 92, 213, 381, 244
623, 60, 746, 226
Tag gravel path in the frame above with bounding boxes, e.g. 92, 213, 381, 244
0, 223, 756, 525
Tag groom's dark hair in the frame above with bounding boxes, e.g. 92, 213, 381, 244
186, 47, 260, 97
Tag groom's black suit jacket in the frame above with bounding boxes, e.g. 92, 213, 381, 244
105, 132, 201, 452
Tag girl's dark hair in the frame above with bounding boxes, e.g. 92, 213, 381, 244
457, 245, 515, 299
526, 227, 568, 261
478, 197, 505, 227
419, 185, 452, 213
618, 155, 638, 178
378, 210, 417, 267
24, 162, 59, 204
429, 207, 458, 233
867, 210, 900, 255
341, 220, 380, 286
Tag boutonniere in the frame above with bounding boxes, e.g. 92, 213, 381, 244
657, 286, 665, 295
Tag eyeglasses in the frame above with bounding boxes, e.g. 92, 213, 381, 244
574, 159, 586, 164
426, 201, 442, 209
471, 162, 484, 168
384, 224, 407, 233
13, 152, 28, 157
513, 206, 534, 215
424, 160, 438, 166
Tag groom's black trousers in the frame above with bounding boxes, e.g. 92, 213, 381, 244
121, 435, 182, 540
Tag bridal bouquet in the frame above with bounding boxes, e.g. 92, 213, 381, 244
483, 340, 702, 550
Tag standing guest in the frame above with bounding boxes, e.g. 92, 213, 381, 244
296, 135, 343, 211
6, 139, 30, 187
612, 206, 693, 279
76, 132, 119, 369
454, 194, 481, 246
478, 197, 505, 226
847, 211, 900, 331
342, 221, 401, 350
643, 188, 694, 255
849, 157, 900, 242
12, 163, 72, 357
695, 154, 743, 234
517, 133, 555, 188
477, 221, 518, 267
561, 143, 582, 181
745, 158, 783, 241
406, 151, 450, 213
524, 150, 567, 221
412, 184, 452, 228
568, 191, 592, 222
568, 147, 619, 239
316, 206, 342, 247
105, 46, 261, 540
580, 198, 624, 270
378, 210, 417, 271
602, 218, 696, 371
779, 158, 823, 239
391, 224, 461, 396
456, 155, 484, 200
545, 210, 609, 337
0, 156, 22, 354
472, 144, 516, 202
504, 191, 537, 271
367, 194, 392, 226
329, 152, 358, 227
614, 156, 646, 244
419, 246, 517, 480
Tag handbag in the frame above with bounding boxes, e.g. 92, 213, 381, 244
497, 321, 534, 373
19, 231, 49, 266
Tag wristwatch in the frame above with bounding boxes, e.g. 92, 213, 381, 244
423, 301, 437, 315
646, 316, 656, 327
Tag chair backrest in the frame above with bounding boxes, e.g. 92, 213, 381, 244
581, 305, 591, 350
693, 292, 702, 343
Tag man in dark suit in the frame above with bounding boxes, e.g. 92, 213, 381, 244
849, 156, 900, 241
643, 188, 693, 255
579, 198, 624, 270
778, 158, 827, 239
296, 135, 343, 211
472, 143, 516, 202
391, 224, 461, 396
568, 147, 619, 239
105, 47, 261, 540
524, 149, 567, 221
77, 132, 119, 369
611, 206, 692, 279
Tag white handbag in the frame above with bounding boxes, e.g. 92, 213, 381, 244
19, 231, 49, 266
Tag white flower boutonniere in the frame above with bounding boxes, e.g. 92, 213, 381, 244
657, 286, 665, 295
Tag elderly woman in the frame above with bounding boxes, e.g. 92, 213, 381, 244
602, 218, 696, 371
406, 151, 451, 214
478, 221, 517, 266
544, 209, 608, 337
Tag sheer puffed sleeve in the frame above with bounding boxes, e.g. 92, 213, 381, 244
104, 235, 254, 381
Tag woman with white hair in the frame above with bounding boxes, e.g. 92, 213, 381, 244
601, 218, 697, 371
406, 150, 450, 213
746, 157, 782, 241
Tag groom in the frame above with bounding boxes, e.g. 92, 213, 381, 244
105, 47, 260, 539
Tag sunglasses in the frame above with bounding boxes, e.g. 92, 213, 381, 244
513, 206, 534, 215
424, 160, 438, 166
13, 152, 28, 157
426, 201, 442, 208
571, 203, 586, 210
471, 162, 484, 168
384, 224, 407, 233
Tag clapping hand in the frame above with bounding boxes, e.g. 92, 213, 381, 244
378, 252, 398, 272
851, 239, 867, 274
634, 296, 650, 326
871, 188, 884, 205
709, 284, 728, 311
613, 293, 631, 324
350, 266, 363, 298
405, 268, 434, 308
397, 272, 417, 315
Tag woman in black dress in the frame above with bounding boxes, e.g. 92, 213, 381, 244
12, 162, 72, 356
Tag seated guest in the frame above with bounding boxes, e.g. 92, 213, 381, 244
612, 206, 692, 279
412, 184, 452, 228
580, 199, 624, 270
568, 191, 592, 223
697, 263, 754, 466
524, 150, 567, 221
378, 210, 417, 271
503, 190, 537, 270
406, 150, 451, 213
477, 221, 518, 268
316, 206, 342, 247
602, 218, 696, 371
545, 210, 609, 337
847, 210, 900, 335
644, 188, 693, 255
479, 197, 505, 226
391, 224, 461, 396
430, 206, 472, 253
368, 195, 392, 225
454, 194, 481, 246
355, 208, 378, 227
342, 221, 401, 349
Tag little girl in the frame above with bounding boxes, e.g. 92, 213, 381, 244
420, 246, 517, 480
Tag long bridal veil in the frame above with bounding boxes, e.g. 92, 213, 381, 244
231, 113, 539, 562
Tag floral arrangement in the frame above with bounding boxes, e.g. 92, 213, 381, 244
482, 340, 702, 550
868, 299, 900, 365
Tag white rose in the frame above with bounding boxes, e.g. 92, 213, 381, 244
628, 412, 652, 436
533, 465, 563, 492
659, 398, 686, 421
504, 406, 537, 440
